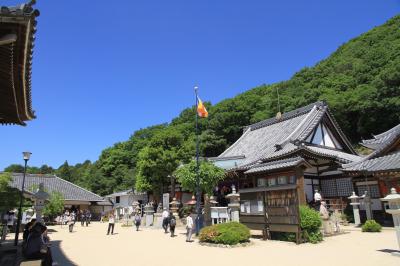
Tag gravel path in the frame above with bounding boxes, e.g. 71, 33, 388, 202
46, 222, 399, 266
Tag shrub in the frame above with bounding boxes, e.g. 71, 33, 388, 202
271, 232, 296, 242
300, 205, 323, 244
362, 220, 382, 232
199, 222, 250, 245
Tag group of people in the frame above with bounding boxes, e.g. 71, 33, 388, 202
57, 209, 91, 233
22, 219, 56, 266
161, 208, 177, 237
105, 211, 142, 235
161, 208, 194, 242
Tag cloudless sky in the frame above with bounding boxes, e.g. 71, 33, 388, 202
0, 0, 399, 169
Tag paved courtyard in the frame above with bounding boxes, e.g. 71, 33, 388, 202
36, 222, 400, 266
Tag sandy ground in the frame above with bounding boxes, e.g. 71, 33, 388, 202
40, 222, 399, 266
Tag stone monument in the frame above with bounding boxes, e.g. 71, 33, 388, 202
348, 191, 361, 226
144, 203, 155, 227
381, 188, 400, 257
153, 203, 164, 228
361, 190, 373, 220
33, 183, 49, 223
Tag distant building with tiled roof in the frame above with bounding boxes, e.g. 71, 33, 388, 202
7, 173, 112, 219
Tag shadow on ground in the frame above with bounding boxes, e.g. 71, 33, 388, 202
51, 240, 78, 266
377, 249, 400, 254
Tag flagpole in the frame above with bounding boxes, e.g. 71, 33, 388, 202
194, 85, 201, 235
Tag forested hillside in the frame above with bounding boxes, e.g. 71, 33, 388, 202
4, 16, 400, 196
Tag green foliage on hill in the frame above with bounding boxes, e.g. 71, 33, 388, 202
3, 16, 400, 196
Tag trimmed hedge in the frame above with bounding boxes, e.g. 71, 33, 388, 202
362, 220, 382, 232
199, 222, 250, 245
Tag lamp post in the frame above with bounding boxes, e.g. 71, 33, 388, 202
14, 151, 31, 246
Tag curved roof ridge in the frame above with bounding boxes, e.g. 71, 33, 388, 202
248, 101, 325, 131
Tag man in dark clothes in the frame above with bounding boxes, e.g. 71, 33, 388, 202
24, 222, 54, 266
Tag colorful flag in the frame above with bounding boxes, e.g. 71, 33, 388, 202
197, 97, 208, 118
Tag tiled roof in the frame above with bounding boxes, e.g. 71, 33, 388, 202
105, 189, 146, 198
244, 157, 310, 174
361, 124, 400, 156
343, 124, 400, 173
342, 152, 400, 173
0, 1, 39, 125
8, 173, 104, 202
218, 101, 358, 167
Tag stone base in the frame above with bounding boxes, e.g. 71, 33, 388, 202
391, 251, 400, 257
145, 214, 154, 227
154, 213, 163, 229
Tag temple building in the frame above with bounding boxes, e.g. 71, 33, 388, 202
342, 124, 400, 224
213, 101, 362, 241
0, 1, 39, 125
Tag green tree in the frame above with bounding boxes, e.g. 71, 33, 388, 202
0, 173, 20, 212
56, 161, 73, 182
135, 126, 189, 198
174, 160, 225, 195
39, 165, 54, 174
43, 192, 64, 220
4, 164, 24, 173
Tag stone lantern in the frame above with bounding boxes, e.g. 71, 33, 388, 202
381, 188, 400, 256
348, 192, 361, 226
144, 202, 155, 227
33, 183, 49, 223
170, 198, 182, 226
170, 198, 180, 215
226, 185, 240, 222
209, 196, 218, 207
186, 195, 197, 207
132, 200, 140, 214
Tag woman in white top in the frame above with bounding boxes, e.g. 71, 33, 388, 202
186, 213, 193, 242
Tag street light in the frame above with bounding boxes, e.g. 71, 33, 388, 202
14, 151, 31, 246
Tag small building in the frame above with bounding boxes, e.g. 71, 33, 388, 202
105, 189, 147, 218
0, 1, 39, 125
213, 101, 361, 240
8, 173, 111, 219
342, 124, 400, 224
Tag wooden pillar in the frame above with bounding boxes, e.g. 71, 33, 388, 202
296, 167, 306, 205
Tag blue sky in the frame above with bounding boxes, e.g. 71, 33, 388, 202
1, 0, 399, 169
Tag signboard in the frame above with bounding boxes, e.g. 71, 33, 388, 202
163, 193, 170, 211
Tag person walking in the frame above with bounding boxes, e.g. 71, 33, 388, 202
80, 211, 85, 226
169, 212, 176, 237
314, 190, 322, 211
134, 213, 141, 231
186, 212, 193, 242
100, 211, 105, 223
107, 213, 115, 235
162, 208, 169, 233
68, 214, 74, 233
85, 210, 90, 227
